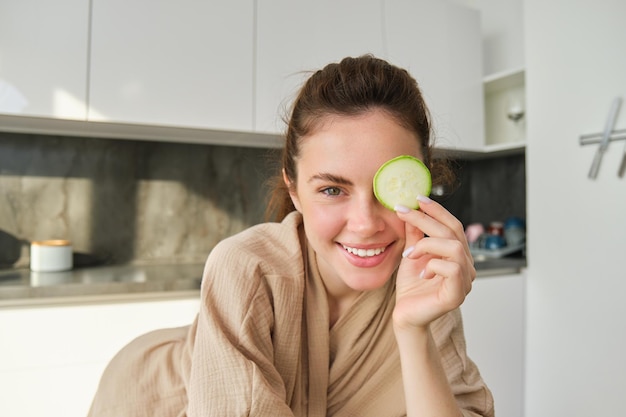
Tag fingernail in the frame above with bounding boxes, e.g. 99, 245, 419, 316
417, 194, 432, 204
402, 246, 415, 258
419, 269, 426, 279
394, 204, 411, 213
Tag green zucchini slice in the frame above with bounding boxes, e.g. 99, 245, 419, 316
373, 155, 432, 210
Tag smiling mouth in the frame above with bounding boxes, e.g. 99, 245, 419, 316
341, 244, 387, 258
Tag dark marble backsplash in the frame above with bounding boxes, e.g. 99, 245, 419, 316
0, 132, 278, 267
0, 131, 525, 268
438, 154, 526, 228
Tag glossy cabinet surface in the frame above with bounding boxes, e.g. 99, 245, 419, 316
384, 0, 484, 151
256, 0, 484, 151
0, 297, 200, 417
462, 272, 525, 417
89, 0, 254, 132
0, 0, 89, 119
255, 0, 385, 133
1, 0, 488, 154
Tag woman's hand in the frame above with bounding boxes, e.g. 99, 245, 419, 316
393, 195, 475, 330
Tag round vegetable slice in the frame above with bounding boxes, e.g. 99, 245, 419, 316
373, 155, 432, 210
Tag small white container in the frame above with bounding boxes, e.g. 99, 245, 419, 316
30, 240, 73, 272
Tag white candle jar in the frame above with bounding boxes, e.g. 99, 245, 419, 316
30, 240, 73, 272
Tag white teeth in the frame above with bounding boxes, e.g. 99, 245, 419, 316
342, 245, 386, 257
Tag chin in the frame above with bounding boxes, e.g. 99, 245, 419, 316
344, 267, 396, 292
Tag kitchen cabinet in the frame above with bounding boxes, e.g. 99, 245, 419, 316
435, 69, 527, 160
88, 0, 254, 132
1, 0, 497, 156
457, 0, 524, 76
0, 296, 200, 417
461, 272, 525, 417
384, 0, 484, 152
255, 0, 385, 133
0, 0, 89, 119
256, 0, 485, 152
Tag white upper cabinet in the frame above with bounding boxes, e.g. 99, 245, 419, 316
0, 0, 89, 119
255, 0, 386, 134
384, 0, 484, 152
256, 0, 484, 152
1, 0, 486, 152
88, 0, 255, 132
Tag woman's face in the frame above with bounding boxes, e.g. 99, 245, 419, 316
287, 109, 424, 301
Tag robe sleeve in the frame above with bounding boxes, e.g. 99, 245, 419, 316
186, 234, 298, 417
431, 309, 495, 417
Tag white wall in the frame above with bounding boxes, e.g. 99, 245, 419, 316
457, 1, 626, 415
524, 1, 626, 416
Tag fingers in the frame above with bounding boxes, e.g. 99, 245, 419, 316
403, 217, 424, 252
416, 195, 467, 246
420, 255, 475, 288
406, 237, 476, 283
396, 196, 471, 259
393, 197, 476, 326
421, 258, 474, 305
395, 196, 475, 295
406, 236, 468, 265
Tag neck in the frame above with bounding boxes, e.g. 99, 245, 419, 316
327, 290, 361, 327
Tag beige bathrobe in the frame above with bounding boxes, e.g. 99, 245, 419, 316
88, 212, 494, 417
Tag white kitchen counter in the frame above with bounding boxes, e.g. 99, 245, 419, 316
0, 263, 204, 307
473, 256, 526, 277
0, 256, 525, 308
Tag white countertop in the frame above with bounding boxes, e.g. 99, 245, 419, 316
0, 263, 204, 307
0, 257, 525, 308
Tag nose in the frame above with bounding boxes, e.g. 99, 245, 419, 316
346, 194, 386, 236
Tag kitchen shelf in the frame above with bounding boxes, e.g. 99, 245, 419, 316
0, 114, 284, 149
484, 68, 525, 94
434, 140, 525, 160
484, 68, 526, 149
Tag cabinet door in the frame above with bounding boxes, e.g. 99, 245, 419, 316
384, 0, 484, 151
461, 273, 525, 417
255, 0, 385, 134
0, 297, 200, 417
0, 0, 89, 119
89, 0, 254, 132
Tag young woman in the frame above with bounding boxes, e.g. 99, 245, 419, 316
88, 55, 494, 417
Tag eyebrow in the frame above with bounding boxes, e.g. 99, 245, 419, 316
308, 173, 353, 186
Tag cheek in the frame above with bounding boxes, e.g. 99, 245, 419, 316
303, 204, 347, 240
387, 213, 408, 239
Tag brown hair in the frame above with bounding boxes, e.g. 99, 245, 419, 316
265, 55, 451, 222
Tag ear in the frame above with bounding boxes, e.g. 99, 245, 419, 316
283, 169, 302, 212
